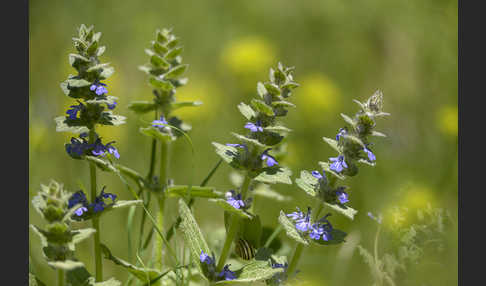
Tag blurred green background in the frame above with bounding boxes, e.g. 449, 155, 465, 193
29, 0, 457, 285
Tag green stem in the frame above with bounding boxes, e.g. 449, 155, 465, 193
264, 224, 283, 248
216, 174, 251, 272
373, 224, 382, 285
154, 139, 169, 272
58, 269, 64, 286
89, 129, 103, 282
287, 243, 304, 275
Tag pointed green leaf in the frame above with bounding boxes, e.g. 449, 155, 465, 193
87, 63, 110, 73
96, 46, 106, 57
128, 101, 157, 114
111, 200, 143, 209
322, 136, 340, 153
212, 142, 240, 166
149, 76, 174, 91
211, 199, 253, 219
101, 244, 161, 283
231, 132, 266, 148
371, 130, 387, 137
100, 67, 115, 79
250, 99, 275, 116
153, 41, 168, 55
278, 211, 309, 245
85, 156, 117, 173
237, 102, 257, 120
257, 82, 267, 98
264, 83, 281, 95
171, 101, 203, 111
254, 167, 292, 185
178, 199, 211, 279
66, 78, 91, 88
140, 126, 172, 142
72, 228, 96, 245
345, 134, 365, 147
295, 170, 318, 197
163, 64, 188, 79
150, 54, 170, 69
357, 158, 376, 166
264, 125, 292, 133
166, 46, 183, 60
272, 100, 296, 108
340, 113, 355, 126
55, 116, 89, 133
166, 185, 223, 199
324, 202, 358, 220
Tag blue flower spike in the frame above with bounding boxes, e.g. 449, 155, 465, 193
261, 149, 278, 167
225, 190, 245, 209
90, 82, 108, 96
91, 138, 106, 157
335, 188, 349, 204
329, 155, 348, 173
66, 102, 84, 120
199, 250, 214, 265
105, 142, 120, 159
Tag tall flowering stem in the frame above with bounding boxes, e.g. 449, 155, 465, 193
55, 24, 125, 281
128, 28, 200, 277
281, 91, 390, 279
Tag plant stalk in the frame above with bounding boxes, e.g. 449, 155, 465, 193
154, 138, 169, 272
216, 174, 251, 272
58, 269, 64, 286
88, 128, 103, 281
287, 243, 304, 275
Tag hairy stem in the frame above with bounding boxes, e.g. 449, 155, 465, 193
88, 129, 103, 281
374, 224, 383, 286
216, 174, 251, 271
57, 269, 64, 286
287, 243, 304, 275
154, 139, 169, 273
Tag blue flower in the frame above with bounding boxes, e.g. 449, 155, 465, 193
288, 207, 311, 232
199, 251, 214, 265
66, 137, 90, 157
218, 264, 236, 281
336, 128, 347, 141
91, 197, 106, 213
91, 138, 106, 157
335, 189, 349, 204
244, 121, 264, 132
363, 147, 376, 161
80, 132, 88, 138
309, 223, 324, 240
107, 101, 117, 110
261, 149, 278, 167
152, 116, 169, 127
271, 262, 288, 269
287, 207, 304, 221
225, 190, 245, 209
90, 82, 108, 96
74, 206, 88, 216
100, 187, 117, 202
329, 155, 348, 173
367, 212, 382, 224
311, 170, 326, 180
314, 214, 333, 241
105, 142, 120, 159
66, 102, 84, 120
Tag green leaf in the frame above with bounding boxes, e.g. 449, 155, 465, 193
67, 78, 91, 88
264, 125, 292, 133
272, 100, 296, 108
281, 81, 300, 90
102, 112, 126, 126
29, 273, 46, 286
311, 229, 347, 246
149, 76, 175, 91
215, 260, 283, 284
322, 137, 341, 153
357, 158, 376, 166
257, 82, 267, 98
87, 63, 110, 73
345, 134, 365, 147
128, 101, 157, 114
324, 202, 358, 220
211, 199, 253, 219
96, 46, 106, 57
86, 96, 118, 106
318, 161, 346, 180
163, 64, 188, 79
101, 244, 161, 283
341, 113, 355, 126
140, 126, 172, 142
231, 132, 266, 148
166, 46, 183, 60
278, 211, 308, 245
30, 225, 47, 247
250, 99, 275, 116
295, 170, 318, 197
153, 41, 168, 55
178, 199, 211, 280
371, 130, 387, 137
254, 167, 292, 185
212, 142, 240, 166
237, 102, 257, 120
111, 200, 143, 210
171, 101, 203, 111
264, 83, 281, 96
89, 277, 122, 286
85, 156, 117, 173
48, 260, 84, 270
100, 67, 115, 79
166, 185, 223, 199
72, 228, 96, 245
114, 164, 144, 185
66, 265, 92, 286
150, 54, 170, 69
253, 184, 292, 202
69, 54, 90, 66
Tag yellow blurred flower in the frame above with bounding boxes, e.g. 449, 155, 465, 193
221, 36, 276, 76
172, 79, 223, 120
382, 184, 436, 229
436, 105, 458, 136
295, 73, 340, 121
